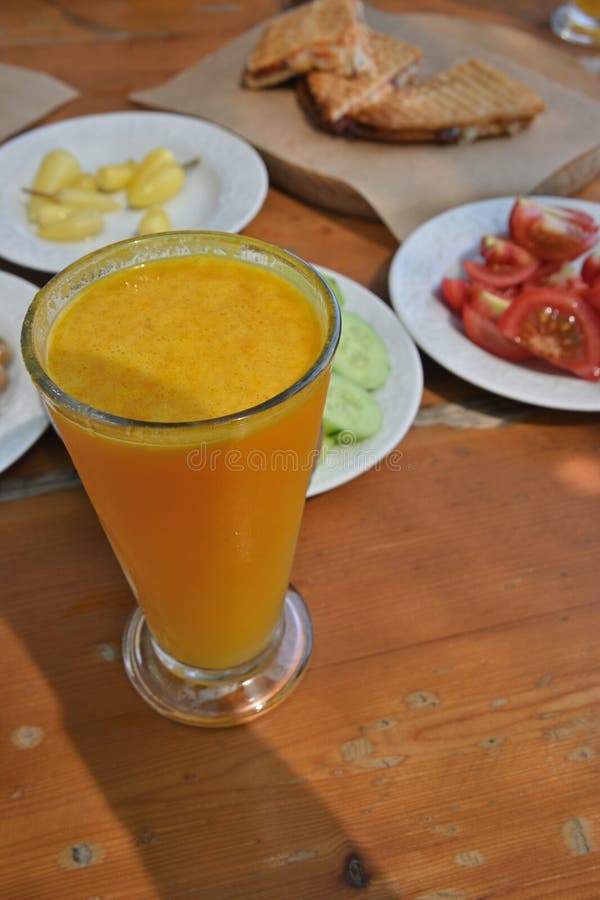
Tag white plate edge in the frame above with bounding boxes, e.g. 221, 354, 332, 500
308, 265, 423, 497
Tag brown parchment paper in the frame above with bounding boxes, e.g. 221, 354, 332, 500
130, 9, 600, 241
0, 63, 78, 144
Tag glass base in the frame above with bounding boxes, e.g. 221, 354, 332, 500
122, 587, 313, 727
550, 4, 600, 45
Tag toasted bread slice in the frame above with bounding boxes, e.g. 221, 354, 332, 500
297, 29, 422, 133
346, 58, 546, 143
244, 0, 372, 89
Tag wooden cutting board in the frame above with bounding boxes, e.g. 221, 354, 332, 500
132, 10, 600, 235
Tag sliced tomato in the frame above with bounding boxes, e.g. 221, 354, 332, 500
462, 301, 531, 362
533, 261, 563, 280
509, 198, 599, 262
470, 284, 511, 320
463, 259, 535, 289
441, 277, 471, 312
525, 262, 588, 296
465, 235, 541, 287
469, 279, 520, 300
582, 252, 600, 287
586, 276, 600, 313
463, 236, 539, 288
481, 236, 536, 266
498, 286, 600, 381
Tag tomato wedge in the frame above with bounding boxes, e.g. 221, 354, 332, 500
586, 276, 600, 313
498, 287, 600, 381
582, 252, 600, 287
509, 198, 599, 262
525, 262, 588, 296
470, 284, 511, 320
462, 302, 531, 363
463, 259, 534, 288
441, 277, 471, 312
463, 237, 539, 288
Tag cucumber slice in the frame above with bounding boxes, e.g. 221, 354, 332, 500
334, 310, 390, 390
318, 433, 336, 465
322, 273, 345, 308
323, 372, 383, 441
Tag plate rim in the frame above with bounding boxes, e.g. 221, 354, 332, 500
0, 109, 269, 273
308, 265, 423, 497
388, 194, 600, 413
0, 269, 48, 474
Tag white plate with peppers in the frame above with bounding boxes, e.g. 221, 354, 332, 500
0, 111, 269, 273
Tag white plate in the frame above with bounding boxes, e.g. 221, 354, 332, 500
308, 267, 423, 497
0, 271, 48, 473
389, 196, 600, 413
0, 111, 269, 273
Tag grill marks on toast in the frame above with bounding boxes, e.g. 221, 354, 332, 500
244, 0, 372, 88
349, 59, 546, 142
299, 30, 422, 126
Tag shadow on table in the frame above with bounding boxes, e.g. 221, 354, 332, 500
4, 489, 400, 900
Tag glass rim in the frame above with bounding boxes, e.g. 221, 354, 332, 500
21, 230, 341, 432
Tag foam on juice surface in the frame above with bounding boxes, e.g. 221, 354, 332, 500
47, 256, 323, 422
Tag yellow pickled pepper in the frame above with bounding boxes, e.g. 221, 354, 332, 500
127, 148, 185, 209
137, 207, 171, 235
37, 208, 104, 242
95, 160, 137, 193
27, 149, 81, 223
50, 186, 121, 212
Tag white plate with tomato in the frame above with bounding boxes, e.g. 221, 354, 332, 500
389, 196, 600, 412
0, 111, 269, 273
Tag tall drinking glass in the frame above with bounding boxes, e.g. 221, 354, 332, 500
22, 232, 340, 726
551, 0, 600, 45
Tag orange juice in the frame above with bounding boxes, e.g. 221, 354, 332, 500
43, 252, 331, 670
575, 0, 600, 16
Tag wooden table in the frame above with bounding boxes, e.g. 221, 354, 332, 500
2, 2, 600, 898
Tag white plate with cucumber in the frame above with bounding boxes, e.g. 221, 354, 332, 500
0, 111, 268, 273
308, 268, 423, 498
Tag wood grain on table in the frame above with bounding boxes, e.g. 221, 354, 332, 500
1, 2, 600, 899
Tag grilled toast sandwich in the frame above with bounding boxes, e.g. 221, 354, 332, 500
244, 0, 372, 89
344, 58, 546, 143
297, 29, 422, 133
